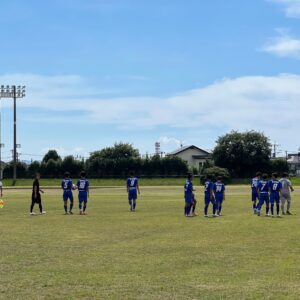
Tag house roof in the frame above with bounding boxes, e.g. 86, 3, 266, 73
167, 145, 210, 156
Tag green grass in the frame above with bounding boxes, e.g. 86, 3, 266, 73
2, 177, 189, 187
3, 177, 300, 187
1, 186, 300, 299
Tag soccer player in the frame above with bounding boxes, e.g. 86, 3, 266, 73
191, 193, 198, 217
213, 176, 225, 216
269, 173, 282, 217
61, 172, 74, 215
127, 171, 140, 212
280, 172, 294, 215
184, 173, 194, 217
204, 175, 217, 217
30, 173, 46, 215
256, 173, 270, 217
251, 172, 261, 214
77, 171, 89, 215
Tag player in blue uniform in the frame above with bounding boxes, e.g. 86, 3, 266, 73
77, 171, 89, 215
251, 172, 261, 214
127, 171, 140, 212
184, 173, 195, 217
256, 173, 270, 217
213, 176, 225, 216
204, 175, 217, 217
61, 172, 74, 215
269, 173, 282, 217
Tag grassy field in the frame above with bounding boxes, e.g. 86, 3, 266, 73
3, 177, 300, 187
2, 178, 188, 187
1, 185, 300, 299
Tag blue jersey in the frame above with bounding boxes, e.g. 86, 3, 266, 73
127, 177, 138, 192
204, 180, 214, 197
269, 180, 282, 195
213, 182, 225, 195
62, 179, 73, 191
77, 178, 89, 193
184, 180, 193, 200
258, 180, 269, 193
251, 177, 260, 192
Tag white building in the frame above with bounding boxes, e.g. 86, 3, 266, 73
287, 154, 300, 175
167, 145, 211, 170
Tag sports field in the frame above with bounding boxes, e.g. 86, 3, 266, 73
1, 185, 300, 300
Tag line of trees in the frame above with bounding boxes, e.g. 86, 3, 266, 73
2, 131, 290, 179
3, 144, 188, 178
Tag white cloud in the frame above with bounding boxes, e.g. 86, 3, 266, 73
270, 0, 300, 18
158, 137, 184, 152
1, 73, 300, 149
261, 29, 300, 58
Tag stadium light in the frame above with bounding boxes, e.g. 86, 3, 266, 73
0, 85, 26, 182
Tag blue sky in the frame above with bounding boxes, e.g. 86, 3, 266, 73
1, 0, 300, 161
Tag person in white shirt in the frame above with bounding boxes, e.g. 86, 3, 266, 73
279, 173, 294, 215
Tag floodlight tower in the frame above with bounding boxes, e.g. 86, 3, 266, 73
0, 85, 26, 181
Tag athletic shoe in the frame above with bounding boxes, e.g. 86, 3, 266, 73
253, 209, 257, 214
69, 211, 73, 215
277, 214, 281, 218
64, 212, 68, 215
286, 211, 292, 215
271, 214, 274, 218
212, 214, 219, 218
41, 211, 46, 214
218, 213, 222, 216
30, 212, 36, 216
192, 213, 198, 217
282, 212, 286, 215
266, 213, 271, 217
257, 211, 261, 216
204, 215, 209, 218
79, 211, 83, 215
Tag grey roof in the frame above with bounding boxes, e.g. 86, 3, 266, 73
167, 145, 210, 156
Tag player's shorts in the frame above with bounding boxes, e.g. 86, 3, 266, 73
252, 191, 259, 201
185, 195, 193, 204
32, 193, 41, 204
63, 191, 73, 202
259, 193, 269, 205
270, 194, 280, 205
128, 190, 137, 201
78, 192, 88, 203
281, 193, 291, 203
205, 195, 215, 205
215, 194, 224, 204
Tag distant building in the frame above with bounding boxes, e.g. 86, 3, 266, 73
167, 145, 211, 170
287, 152, 300, 175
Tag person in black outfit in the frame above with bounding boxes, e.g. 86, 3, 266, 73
30, 173, 45, 215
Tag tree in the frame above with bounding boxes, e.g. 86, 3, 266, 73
89, 143, 140, 161
213, 131, 271, 178
28, 161, 41, 177
42, 150, 61, 163
87, 143, 140, 177
41, 159, 61, 178
3, 162, 28, 178
201, 166, 231, 184
61, 155, 84, 177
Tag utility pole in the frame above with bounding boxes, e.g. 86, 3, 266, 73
272, 142, 280, 158
0, 85, 26, 182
